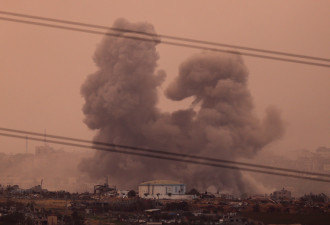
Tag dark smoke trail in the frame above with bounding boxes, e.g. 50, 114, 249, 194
79, 18, 284, 194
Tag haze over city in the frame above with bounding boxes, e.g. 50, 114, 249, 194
0, 2, 330, 225
0, 1, 329, 194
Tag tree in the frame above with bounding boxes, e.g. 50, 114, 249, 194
300, 193, 329, 203
128, 190, 136, 197
187, 188, 200, 196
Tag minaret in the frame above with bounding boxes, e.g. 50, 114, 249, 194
25, 136, 28, 154
105, 176, 109, 187
44, 129, 47, 146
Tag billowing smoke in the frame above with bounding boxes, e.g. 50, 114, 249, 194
79, 18, 284, 194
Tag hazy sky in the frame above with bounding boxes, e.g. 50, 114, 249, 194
0, 1, 329, 156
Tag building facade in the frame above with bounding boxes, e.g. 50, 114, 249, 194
271, 188, 291, 199
138, 180, 186, 199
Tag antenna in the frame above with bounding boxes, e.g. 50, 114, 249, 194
44, 129, 46, 146
25, 136, 28, 154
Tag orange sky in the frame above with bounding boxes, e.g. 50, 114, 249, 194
0, 1, 329, 156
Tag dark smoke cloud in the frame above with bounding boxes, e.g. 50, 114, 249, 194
79, 18, 284, 194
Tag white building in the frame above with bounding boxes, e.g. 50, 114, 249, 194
138, 180, 187, 199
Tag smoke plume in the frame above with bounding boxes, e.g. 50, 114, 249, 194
79, 18, 284, 194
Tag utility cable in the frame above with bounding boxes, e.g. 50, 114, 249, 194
1, 132, 329, 183
0, 10, 329, 63
0, 127, 329, 180
0, 16, 329, 68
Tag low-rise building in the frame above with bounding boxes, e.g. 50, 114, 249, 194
138, 180, 187, 199
271, 188, 291, 200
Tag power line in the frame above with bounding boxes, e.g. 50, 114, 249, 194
1, 10, 329, 63
1, 132, 329, 183
1, 127, 329, 179
0, 16, 330, 68
0, 129, 329, 183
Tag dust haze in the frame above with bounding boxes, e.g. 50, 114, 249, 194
0, 145, 93, 192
